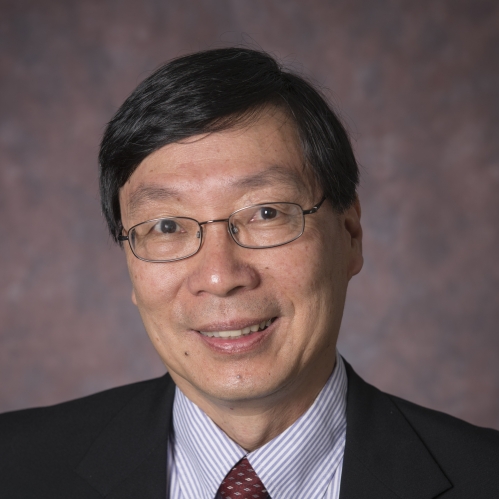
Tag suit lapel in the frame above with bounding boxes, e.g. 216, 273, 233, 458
76, 374, 176, 499
339, 362, 452, 499
74, 361, 452, 498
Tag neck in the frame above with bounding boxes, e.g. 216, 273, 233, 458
172, 359, 336, 451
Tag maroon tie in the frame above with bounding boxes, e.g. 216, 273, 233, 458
217, 456, 270, 499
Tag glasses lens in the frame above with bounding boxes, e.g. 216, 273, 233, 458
130, 217, 201, 262
229, 203, 304, 248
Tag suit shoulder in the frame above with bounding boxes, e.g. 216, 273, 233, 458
390, 393, 499, 444
389, 393, 499, 474
344, 361, 499, 495
0, 376, 167, 428
0, 375, 172, 467
344, 360, 499, 455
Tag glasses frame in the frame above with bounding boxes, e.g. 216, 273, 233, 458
119, 196, 327, 263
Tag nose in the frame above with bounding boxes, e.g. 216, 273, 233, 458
186, 221, 260, 297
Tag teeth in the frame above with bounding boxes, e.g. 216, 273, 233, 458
219, 330, 238, 338
200, 318, 274, 339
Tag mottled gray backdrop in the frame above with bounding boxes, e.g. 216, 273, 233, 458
1, 0, 498, 429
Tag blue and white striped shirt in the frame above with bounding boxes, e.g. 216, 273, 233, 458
167, 351, 347, 499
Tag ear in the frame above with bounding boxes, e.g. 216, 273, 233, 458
343, 197, 363, 279
131, 288, 138, 306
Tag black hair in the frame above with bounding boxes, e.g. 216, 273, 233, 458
99, 47, 359, 242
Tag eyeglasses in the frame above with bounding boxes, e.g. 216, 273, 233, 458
119, 196, 326, 263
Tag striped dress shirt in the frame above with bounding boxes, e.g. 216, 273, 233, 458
167, 351, 347, 499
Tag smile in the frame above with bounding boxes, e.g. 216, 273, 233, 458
198, 319, 274, 338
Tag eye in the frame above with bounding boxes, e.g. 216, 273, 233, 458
256, 206, 278, 220
154, 219, 180, 234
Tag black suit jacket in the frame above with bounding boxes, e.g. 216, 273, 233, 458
1, 362, 498, 498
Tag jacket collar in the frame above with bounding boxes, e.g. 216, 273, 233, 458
76, 374, 175, 499
75, 363, 453, 499
340, 361, 452, 499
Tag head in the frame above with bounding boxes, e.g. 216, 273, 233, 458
99, 48, 363, 412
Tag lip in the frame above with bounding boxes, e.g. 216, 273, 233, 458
192, 317, 278, 354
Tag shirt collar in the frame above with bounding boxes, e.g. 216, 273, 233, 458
172, 351, 348, 499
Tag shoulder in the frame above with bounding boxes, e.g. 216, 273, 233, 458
389, 393, 499, 467
344, 359, 499, 449
343, 360, 499, 496
0, 375, 174, 469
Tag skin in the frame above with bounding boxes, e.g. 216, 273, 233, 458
119, 109, 363, 451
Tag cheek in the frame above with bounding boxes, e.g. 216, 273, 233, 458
128, 264, 186, 353
286, 231, 347, 323
127, 257, 184, 316
264, 233, 339, 315
280, 229, 341, 288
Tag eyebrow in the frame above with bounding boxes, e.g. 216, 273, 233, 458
233, 164, 305, 191
126, 164, 306, 217
127, 185, 180, 218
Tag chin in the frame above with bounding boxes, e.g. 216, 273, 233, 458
192, 374, 280, 405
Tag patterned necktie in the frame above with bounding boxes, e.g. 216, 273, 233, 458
217, 456, 270, 499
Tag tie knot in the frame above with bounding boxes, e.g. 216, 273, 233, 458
217, 456, 270, 499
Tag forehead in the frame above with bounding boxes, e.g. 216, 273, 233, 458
119, 110, 317, 220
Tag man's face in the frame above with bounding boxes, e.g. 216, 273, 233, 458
119, 109, 363, 410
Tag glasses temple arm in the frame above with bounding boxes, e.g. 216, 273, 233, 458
302, 195, 327, 215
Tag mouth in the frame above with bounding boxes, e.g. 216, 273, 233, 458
196, 318, 276, 339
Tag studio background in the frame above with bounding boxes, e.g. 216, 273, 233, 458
1, 0, 498, 429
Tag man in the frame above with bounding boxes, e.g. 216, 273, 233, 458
1, 48, 498, 498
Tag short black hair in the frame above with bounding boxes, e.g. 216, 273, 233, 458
99, 47, 359, 242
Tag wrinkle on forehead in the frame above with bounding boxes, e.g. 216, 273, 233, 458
232, 164, 307, 191
120, 108, 321, 222
124, 164, 315, 220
